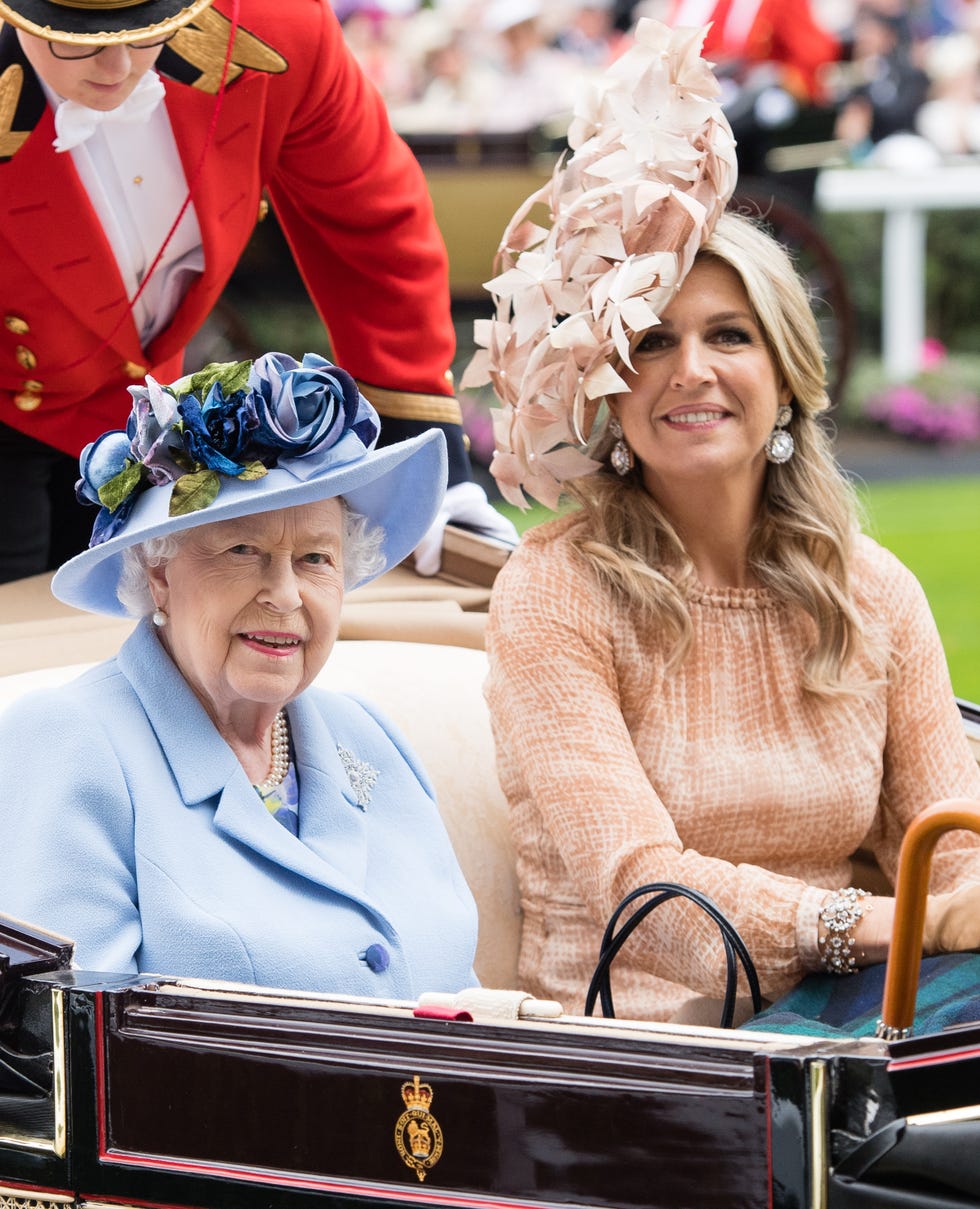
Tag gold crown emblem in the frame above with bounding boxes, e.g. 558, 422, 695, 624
395, 1074, 443, 1181
401, 1075, 434, 1111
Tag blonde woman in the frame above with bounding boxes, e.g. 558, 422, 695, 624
473, 22, 980, 1024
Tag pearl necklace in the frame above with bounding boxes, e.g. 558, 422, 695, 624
254, 709, 290, 796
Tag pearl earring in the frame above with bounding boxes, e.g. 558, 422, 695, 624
765, 405, 795, 464
609, 416, 634, 476
152, 608, 168, 627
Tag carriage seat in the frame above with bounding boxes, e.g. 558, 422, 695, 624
0, 640, 522, 991
2, 612, 978, 998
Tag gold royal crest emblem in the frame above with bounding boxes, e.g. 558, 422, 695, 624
394, 1074, 444, 1182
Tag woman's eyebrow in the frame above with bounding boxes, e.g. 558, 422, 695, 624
307, 532, 344, 549
657, 310, 756, 329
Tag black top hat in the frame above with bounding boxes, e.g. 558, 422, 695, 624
0, 0, 214, 45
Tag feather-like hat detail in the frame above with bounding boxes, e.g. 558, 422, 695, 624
461, 19, 738, 509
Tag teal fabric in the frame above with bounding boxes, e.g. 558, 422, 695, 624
740, 953, 980, 1037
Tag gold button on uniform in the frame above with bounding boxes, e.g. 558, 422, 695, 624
14, 391, 42, 411
4, 315, 29, 335
15, 344, 37, 371
14, 379, 43, 410
122, 361, 147, 379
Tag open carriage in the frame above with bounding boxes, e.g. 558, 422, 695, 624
2, 578, 980, 1209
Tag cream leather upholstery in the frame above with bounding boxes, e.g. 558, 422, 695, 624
0, 567, 490, 673
325, 642, 521, 988
0, 640, 522, 991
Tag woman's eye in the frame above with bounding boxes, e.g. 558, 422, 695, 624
228, 544, 254, 556
634, 332, 670, 354
302, 552, 334, 566
714, 326, 753, 345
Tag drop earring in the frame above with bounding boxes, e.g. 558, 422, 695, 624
765, 405, 794, 464
152, 608, 168, 627
608, 416, 634, 476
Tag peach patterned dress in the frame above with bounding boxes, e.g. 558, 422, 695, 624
485, 513, 980, 1022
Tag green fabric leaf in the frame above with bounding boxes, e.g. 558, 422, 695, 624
182, 360, 252, 400
98, 461, 142, 512
171, 447, 199, 474
237, 461, 268, 481
169, 469, 221, 516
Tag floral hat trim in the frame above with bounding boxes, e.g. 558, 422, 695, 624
460, 19, 738, 510
77, 352, 380, 547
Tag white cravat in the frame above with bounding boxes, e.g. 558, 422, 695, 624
43, 72, 204, 346
53, 70, 166, 153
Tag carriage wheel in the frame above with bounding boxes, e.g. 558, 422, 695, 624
729, 179, 855, 407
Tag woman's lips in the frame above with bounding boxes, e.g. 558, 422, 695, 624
240, 632, 302, 656
661, 408, 729, 426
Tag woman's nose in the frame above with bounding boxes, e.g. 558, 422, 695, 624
258, 559, 302, 612
670, 338, 715, 389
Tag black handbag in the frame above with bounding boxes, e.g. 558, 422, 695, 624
584, 881, 763, 1028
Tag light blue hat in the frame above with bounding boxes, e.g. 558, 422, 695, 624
52, 353, 447, 617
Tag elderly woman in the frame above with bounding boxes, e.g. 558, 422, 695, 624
0, 353, 477, 995
469, 22, 980, 1025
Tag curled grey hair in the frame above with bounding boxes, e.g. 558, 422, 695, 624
116, 500, 387, 617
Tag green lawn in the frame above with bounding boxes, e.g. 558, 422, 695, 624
496, 476, 980, 702
859, 477, 980, 704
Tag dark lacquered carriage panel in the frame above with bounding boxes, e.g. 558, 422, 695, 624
0, 921, 72, 1190
6, 915, 980, 1209
93, 982, 772, 1209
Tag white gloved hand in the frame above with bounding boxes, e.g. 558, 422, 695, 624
413, 481, 519, 577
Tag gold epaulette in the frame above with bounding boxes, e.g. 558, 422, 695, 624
357, 382, 463, 427
169, 8, 287, 93
0, 62, 29, 159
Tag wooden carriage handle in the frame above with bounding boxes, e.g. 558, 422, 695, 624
876, 798, 980, 1040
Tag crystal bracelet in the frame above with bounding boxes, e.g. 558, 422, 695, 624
818, 887, 872, 975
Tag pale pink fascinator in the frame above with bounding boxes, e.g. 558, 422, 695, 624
460, 19, 738, 510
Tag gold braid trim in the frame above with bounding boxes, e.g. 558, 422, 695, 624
169, 7, 286, 92
43, 0, 160, 10
357, 382, 462, 426
0, 63, 29, 159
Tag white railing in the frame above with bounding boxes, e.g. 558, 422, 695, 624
816, 161, 980, 380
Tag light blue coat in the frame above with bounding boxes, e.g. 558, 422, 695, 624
0, 621, 478, 996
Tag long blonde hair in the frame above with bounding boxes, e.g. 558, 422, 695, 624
568, 211, 875, 697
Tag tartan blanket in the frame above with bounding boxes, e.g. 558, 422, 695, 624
739, 953, 980, 1038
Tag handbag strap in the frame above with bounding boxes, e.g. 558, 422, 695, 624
584, 882, 762, 1028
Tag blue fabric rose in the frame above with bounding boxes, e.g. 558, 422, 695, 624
75, 431, 144, 546
178, 382, 260, 476
248, 352, 379, 456
127, 377, 185, 486
89, 495, 138, 546
76, 431, 132, 507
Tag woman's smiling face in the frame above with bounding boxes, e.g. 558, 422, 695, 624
613, 256, 792, 505
146, 498, 346, 725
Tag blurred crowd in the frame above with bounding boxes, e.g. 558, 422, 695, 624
830, 0, 980, 163
333, 0, 980, 163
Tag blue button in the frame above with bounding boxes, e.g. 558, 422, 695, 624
360, 943, 390, 973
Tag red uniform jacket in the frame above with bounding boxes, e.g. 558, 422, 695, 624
0, 0, 468, 479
